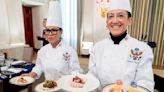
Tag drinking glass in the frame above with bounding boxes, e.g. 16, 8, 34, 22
0, 51, 5, 67
5, 58, 14, 78
5, 58, 13, 68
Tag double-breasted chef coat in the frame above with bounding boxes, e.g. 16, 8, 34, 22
89, 34, 154, 92
32, 40, 83, 80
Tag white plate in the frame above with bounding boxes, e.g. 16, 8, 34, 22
11, 60, 25, 65
35, 81, 61, 92
58, 74, 100, 92
9, 76, 35, 86
102, 84, 150, 92
1, 68, 22, 75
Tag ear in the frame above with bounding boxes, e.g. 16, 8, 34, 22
128, 17, 133, 25
60, 30, 63, 34
106, 19, 109, 27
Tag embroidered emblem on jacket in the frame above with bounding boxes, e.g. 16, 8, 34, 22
63, 52, 71, 62
129, 48, 143, 63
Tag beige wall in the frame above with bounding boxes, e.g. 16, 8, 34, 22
20, 0, 49, 49
31, 0, 50, 49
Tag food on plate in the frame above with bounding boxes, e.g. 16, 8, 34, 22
9, 76, 35, 86
115, 80, 123, 92
109, 87, 115, 92
109, 84, 138, 92
71, 76, 87, 88
17, 77, 28, 83
43, 80, 57, 88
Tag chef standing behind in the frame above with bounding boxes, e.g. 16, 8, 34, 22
88, 0, 154, 92
22, 0, 83, 80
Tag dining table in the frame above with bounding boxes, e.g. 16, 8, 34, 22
0, 60, 35, 92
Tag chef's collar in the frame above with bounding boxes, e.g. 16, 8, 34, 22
109, 31, 127, 44
50, 40, 63, 48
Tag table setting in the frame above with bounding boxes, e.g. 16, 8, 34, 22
0, 56, 35, 92
0, 57, 35, 80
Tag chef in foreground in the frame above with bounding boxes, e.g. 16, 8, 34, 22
88, 0, 154, 92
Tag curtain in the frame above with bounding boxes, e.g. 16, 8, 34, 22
0, 0, 25, 49
0, 0, 10, 45
129, 0, 164, 67
77, 0, 83, 54
61, 0, 78, 50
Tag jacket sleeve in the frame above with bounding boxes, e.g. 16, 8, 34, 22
32, 50, 43, 79
88, 46, 98, 77
69, 48, 83, 74
136, 45, 154, 92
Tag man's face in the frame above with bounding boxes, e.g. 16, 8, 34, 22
106, 10, 132, 36
45, 26, 62, 44
43, 19, 47, 28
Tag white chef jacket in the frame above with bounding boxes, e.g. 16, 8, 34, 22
32, 40, 83, 80
88, 34, 154, 92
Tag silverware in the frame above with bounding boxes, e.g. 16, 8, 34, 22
0, 73, 7, 79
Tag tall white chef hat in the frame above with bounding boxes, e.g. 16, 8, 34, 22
108, 0, 131, 13
46, 0, 62, 28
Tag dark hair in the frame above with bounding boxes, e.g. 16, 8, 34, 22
58, 27, 63, 31
127, 12, 132, 18
43, 18, 47, 20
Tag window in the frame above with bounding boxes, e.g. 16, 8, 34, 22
61, 0, 77, 50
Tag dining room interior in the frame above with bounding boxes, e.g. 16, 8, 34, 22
0, 0, 164, 92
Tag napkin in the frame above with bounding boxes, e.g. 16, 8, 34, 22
1, 66, 8, 71
7, 68, 22, 73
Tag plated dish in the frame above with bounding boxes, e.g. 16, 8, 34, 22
9, 76, 35, 86
58, 74, 100, 92
35, 80, 61, 92
102, 84, 150, 92
43, 80, 57, 88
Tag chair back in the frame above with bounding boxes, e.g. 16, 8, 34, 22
23, 47, 33, 62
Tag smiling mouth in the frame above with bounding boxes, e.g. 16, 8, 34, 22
111, 25, 122, 29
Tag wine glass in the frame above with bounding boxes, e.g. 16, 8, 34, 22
0, 51, 5, 67
5, 57, 14, 78
5, 57, 13, 68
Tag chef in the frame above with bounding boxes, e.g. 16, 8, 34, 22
23, 0, 83, 80
88, 0, 154, 91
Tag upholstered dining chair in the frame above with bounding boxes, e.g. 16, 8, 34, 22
23, 47, 33, 63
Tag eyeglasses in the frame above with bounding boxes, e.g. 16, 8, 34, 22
44, 29, 60, 35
